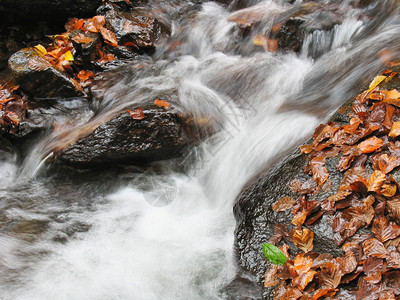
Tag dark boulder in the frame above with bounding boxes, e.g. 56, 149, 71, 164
98, 3, 168, 54
58, 106, 193, 167
8, 48, 83, 99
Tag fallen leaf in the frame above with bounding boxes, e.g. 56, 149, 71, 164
272, 196, 296, 212
71, 33, 95, 44
362, 238, 389, 258
312, 289, 337, 300
358, 136, 384, 154
310, 157, 329, 185
373, 216, 400, 243
368, 170, 386, 192
264, 264, 280, 287
64, 51, 74, 61
368, 75, 387, 92
128, 107, 146, 120
388, 60, 400, 67
293, 227, 314, 253
387, 198, 400, 222
293, 253, 313, 274
100, 27, 119, 47
155, 99, 171, 108
34, 44, 47, 56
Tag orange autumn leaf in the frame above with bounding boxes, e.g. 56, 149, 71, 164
380, 183, 397, 197
128, 107, 146, 120
312, 289, 337, 300
76, 70, 95, 82
253, 35, 279, 52
389, 122, 400, 137
357, 136, 383, 154
72, 33, 95, 44
384, 89, 400, 107
368, 170, 386, 192
155, 99, 171, 108
293, 227, 314, 253
372, 216, 400, 243
293, 253, 313, 274
65, 18, 85, 31
272, 196, 296, 212
388, 60, 400, 67
311, 157, 329, 185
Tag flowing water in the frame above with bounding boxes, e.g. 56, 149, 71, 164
1, 0, 400, 299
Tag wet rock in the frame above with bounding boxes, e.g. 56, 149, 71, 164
10, 98, 92, 142
8, 48, 83, 99
234, 149, 344, 287
98, 3, 168, 54
228, 1, 347, 54
58, 106, 192, 167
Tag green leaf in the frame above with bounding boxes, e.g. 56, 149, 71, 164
262, 243, 288, 265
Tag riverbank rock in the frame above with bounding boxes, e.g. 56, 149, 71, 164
58, 106, 193, 167
234, 67, 400, 298
98, 3, 168, 54
8, 48, 83, 99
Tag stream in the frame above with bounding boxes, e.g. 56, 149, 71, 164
1, 0, 400, 299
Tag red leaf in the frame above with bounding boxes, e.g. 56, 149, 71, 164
128, 107, 146, 120
310, 157, 329, 185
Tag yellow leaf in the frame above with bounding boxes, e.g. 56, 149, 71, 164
34, 44, 47, 56
64, 51, 74, 61
368, 75, 386, 92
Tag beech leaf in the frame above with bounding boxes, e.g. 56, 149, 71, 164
262, 243, 288, 265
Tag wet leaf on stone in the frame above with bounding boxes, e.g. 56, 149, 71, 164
362, 238, 389, 258
373, 216, 400, 243
358, 137, 384, 154
264, 264, 280, 287
292, 227, 314, 253
155, 99, 171, 109
71, 33, 95, 44
262, 243, 288, 265
272, 196, 296, 212
128, 107, 146, 120
310, 157, 329, 186
368, 170, 386, 192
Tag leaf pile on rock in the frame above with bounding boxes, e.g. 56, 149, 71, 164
266, 67, 400, 299
0, 81, 27, 133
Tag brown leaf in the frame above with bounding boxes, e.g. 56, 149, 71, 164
318, 261, 342, 289
300, 143, 314, 154
386, 250, 400, 269
337, 251, 357, 275
337, 146, 362, 172
389, 122, 400, 137
293, 227, 314, 253
310, 157, 329, 185
27, 56, 52, 71
373, 216, 400, 243
290, 178, 319, 195
312, 289, 337, 300
71, 33, 95, 44
292, 269, 317, 291
380, 183, 397, 197
275, 287, 302, 300
363, 257, 384, 284
128, 107, 146, 120
321, 190, 352, 212
100, 27, 119, 47
65, 18, 85, 31
362, 238, 389, 258
293, 253, 313, 275
264, 264, 280, 288
387, 198, 400, 222
368, 170, 386, 192
272, 196, 296, 212
155, 99, 171, 108
358, 136, 384, 154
